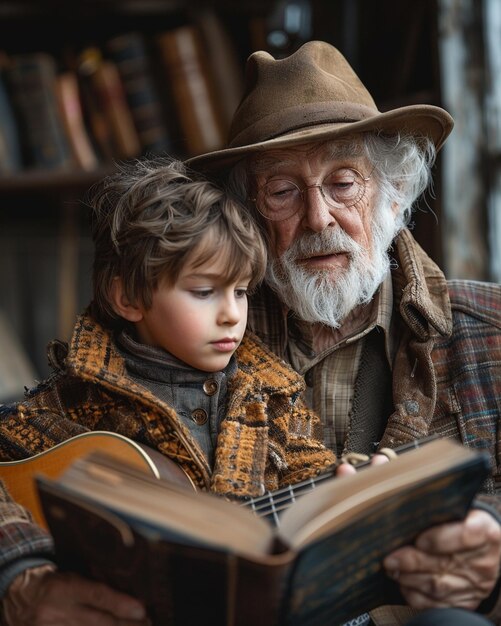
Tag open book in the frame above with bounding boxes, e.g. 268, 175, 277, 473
36, 438, 490, 626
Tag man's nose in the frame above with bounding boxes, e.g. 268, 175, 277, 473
301, 186, 337, 232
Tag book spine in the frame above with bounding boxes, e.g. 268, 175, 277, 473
76, 49, 115, 162
195, 11, 244, 134
157, 26, 225, 157
94, 60, 142, 160
8, 53, 73, 170
77, 48, 141, 161
55, 71, 99, 171
0, 68, 23, 173
107, 32, 172, 155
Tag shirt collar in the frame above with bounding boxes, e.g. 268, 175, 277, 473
287, 273, 396, 368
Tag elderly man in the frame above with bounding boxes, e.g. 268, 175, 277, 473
187, 41, 501, 625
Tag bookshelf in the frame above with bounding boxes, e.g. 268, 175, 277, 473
0, 0, 443, 381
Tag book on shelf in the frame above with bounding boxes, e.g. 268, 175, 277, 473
156, 25, 226, 157
76, 47, 141, 161
195, 11, 244, 134
55, 71, 99, 171
0, 55, 23, 174
36, 438, 490, 626
75, 48, 115, 162
8, 52, 73, 170
107, 32, 173, 156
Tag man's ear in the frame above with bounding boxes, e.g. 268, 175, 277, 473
110, 277, 143, 322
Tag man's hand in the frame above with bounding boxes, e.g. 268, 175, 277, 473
335, 451, 390, 476
383, 509, 501, 610
3, 566, 149, 625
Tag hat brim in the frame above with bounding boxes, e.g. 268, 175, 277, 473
186, 104, 453, 173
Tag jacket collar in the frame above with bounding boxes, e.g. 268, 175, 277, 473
64, 311, 304, 398
66, 311, 129, 382
392, 229, 452, 341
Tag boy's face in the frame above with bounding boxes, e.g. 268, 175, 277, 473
133, 256, 250, 372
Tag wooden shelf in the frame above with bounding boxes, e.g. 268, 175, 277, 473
0, 0, 272, 18
0, 166, 117, 194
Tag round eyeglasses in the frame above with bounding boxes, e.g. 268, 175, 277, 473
251, 167, 372, 222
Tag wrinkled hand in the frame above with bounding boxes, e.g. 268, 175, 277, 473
3, 565, 149, 626
383, 509, 501, 610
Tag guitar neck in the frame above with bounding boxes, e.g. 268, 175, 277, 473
244, 434, 440, 527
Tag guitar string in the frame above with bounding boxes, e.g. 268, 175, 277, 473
244, 435, 438, 518
245, 471, 335, 516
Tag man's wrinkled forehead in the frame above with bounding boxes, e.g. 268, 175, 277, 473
248, 137, 365, 177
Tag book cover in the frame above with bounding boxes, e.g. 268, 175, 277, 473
156, 25, 226, 157
8, 52, 73, 170
36, 438, 490, 626
107, 32, 172, 155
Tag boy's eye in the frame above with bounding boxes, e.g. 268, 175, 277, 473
191, 289, 213, 298
235, 288, 248, 298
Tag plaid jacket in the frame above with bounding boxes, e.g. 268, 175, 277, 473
0, 480, 54, 599
248, 228, 501, 624
0, 315, 334, 499
0, 480, 53, 565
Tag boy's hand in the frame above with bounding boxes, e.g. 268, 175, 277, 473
3, 565, 149, 625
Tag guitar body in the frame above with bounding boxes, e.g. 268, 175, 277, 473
0, 431, 194, 528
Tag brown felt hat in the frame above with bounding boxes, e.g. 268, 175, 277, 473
187, 40, 454, 173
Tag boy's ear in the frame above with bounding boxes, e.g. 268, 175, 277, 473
110, 277, 144, 322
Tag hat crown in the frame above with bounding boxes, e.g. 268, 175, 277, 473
229, 41, 379, 148
186, 40, 453, 173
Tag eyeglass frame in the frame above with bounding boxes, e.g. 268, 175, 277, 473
250, 166, 373, 222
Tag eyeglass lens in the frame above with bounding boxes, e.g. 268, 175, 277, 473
257, 168, 368, 221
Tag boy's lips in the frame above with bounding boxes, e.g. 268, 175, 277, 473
211, 338, 239, 352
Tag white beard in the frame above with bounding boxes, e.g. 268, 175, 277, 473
265, 202, 399, 328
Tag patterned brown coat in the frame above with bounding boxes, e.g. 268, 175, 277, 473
0, 314, 335, 500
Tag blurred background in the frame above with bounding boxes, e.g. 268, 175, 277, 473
0, 0, 499, 393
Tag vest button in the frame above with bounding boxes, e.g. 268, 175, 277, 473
203, 379, 219, 396
305, 370, 314, 387
191, 408, 208, 425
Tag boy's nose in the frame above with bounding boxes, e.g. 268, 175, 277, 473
218, 296, 241, 325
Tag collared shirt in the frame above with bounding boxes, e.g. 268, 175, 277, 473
116, 330, 237, 469
249, 275, 396, 456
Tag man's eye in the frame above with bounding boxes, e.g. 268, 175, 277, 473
265, 181, 297, 198
325, 171, 355, 187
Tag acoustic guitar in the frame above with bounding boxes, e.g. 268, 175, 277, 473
0, 431, 194, 528
0, 430, 439, 529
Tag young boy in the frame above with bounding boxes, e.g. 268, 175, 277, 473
0, 158, 334, 500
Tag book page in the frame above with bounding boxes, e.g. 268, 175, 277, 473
279, 439, 484, 549
46, 452, 276, 558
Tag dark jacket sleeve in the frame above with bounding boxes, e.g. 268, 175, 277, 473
0, 481, 54, 597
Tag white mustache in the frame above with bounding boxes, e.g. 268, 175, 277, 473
287, 229, 363, 262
